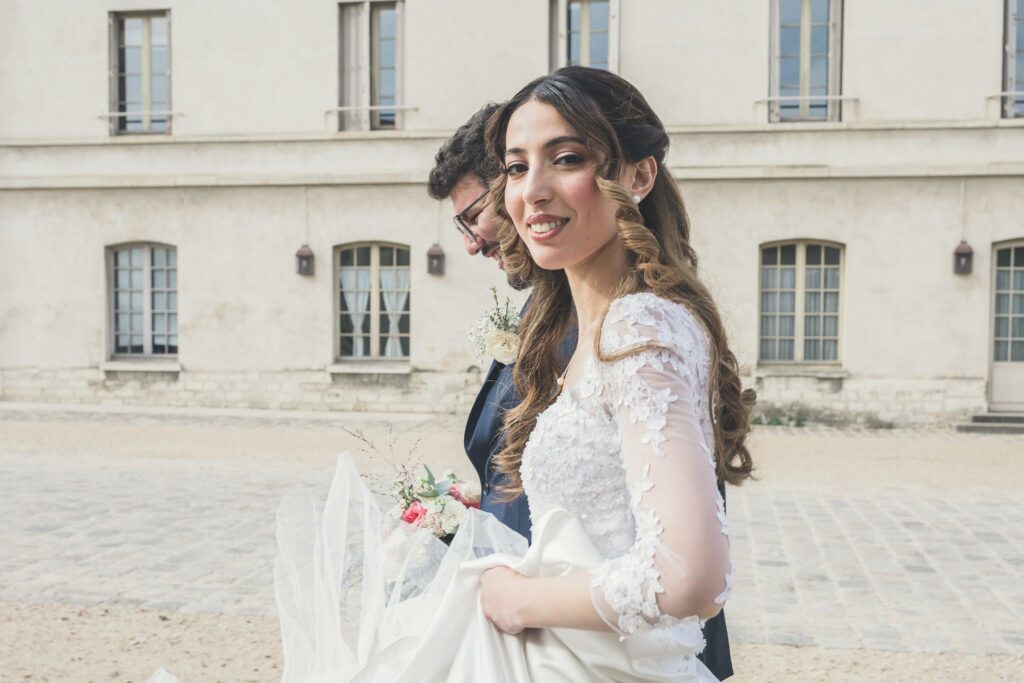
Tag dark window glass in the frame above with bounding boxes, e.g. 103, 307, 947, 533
781, 244, 797, 265
397, 248, 410, 266
357, 246, 371, 264
762, 247, 778, 265
825, 246, 841, 265
806, 245, 821, 265
381, 247, 394, 265
1015, 246, 1024, 267
997, 248, 1011, 267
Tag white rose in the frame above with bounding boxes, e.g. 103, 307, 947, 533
440, 501, 467, 535
421, 496, 446, 514
457, 480, 481, 504
484, 329, 520, 365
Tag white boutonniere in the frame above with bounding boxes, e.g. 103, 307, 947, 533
468, 286, 521, 365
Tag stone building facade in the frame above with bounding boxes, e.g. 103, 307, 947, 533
2, 0, 1023, 424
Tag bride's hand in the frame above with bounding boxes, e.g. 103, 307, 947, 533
480, 566, 528, 635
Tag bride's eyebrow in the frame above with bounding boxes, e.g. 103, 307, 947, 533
505, 135, 588, 157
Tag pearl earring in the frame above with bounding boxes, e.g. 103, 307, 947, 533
632, 194, 642, 203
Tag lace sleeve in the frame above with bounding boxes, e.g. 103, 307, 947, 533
588, 294, 732, 636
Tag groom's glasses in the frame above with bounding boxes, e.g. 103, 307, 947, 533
453, 189, 491, 240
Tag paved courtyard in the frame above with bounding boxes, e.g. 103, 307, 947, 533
1, 401, 1023, 681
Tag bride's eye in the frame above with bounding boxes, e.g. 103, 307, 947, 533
505, 161, 528, 178
554, 153, 584, 166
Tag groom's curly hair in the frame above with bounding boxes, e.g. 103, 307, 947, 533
486, 67, 756, 498
427, 103, 502, 200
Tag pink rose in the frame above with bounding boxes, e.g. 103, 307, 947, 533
401, 501, 427, 526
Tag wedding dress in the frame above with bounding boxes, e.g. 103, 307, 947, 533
274, 293, 732, 682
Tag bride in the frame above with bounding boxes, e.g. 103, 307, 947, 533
274, 67, 754, 683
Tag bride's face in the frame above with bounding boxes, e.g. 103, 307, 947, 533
502, 98, 619, 272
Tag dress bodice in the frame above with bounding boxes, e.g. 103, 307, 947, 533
520, 293, 732, 658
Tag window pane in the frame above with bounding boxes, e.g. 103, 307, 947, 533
152, 46, 168, 75
806, 291, 821, 313
358, 246, 371, 264
823, 268, 839, 289
1015, 247, 1024, 267
131, 291, 143, 309
589, 32, 608, 68
1013, 341, 1024, 362
1015, 271, 1024, 291
823, 315, 838, 336
153, 248, 166, 267
153, 292, 166, 310
590, 1, 609, 30
810, 57, 828, 88
780, 0, 801, 25
123, 18, 143, 46
806, 245, 821, 265
154, 315, 166, 333
761, 292, 777, 313
117, 313, 129, 332
779, 339, 795, 360
762, 247, 778, 265
168, 292, 177, 311
341, 336, 353, 357
760, 339, 775, 360
153, 270, 166, 288
997, 270, 1010, 290
1013, 317, 1024, 338
997, 248, 1012, 267
1014, 294, 1024, 314
780, 268, 796, 289
568, 31, 581, 64
805, 339, 820, 361
822, 339, 838, 360
131, 247, 143, 266
151, 16, 168, 45
811, 0, 830, 23
341, 315, 353, 334
811, 26, 829, 55
805, 268, 821, 289
824, 292, 840, 312
379, 8, 395, 38
779, 315, 795, 337
116, 271, 129, 289
780, 291, 796, 312
996, 317, 1010, 338
761, 267, 777, 289
805, 315, 820, 336
401, 337, 410, 356
168, 270, 177, 288
398, 315, 409, 334
781, 244, 796, 265
825, 246, 840, 265
124, 75, 142, 103
151, 75, 169, 106
760, 315, 776, 337
122, 46, 142, 74
997, 293, 1009, 314
131, 313, 142, 332
780, 57, 799, 87
380, 247, 394, 265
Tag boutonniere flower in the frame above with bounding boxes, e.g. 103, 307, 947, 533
468, 286, 521, 365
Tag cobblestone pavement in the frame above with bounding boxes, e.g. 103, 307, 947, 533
2, 402, 1023, 660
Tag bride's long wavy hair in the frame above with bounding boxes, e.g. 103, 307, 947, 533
485, 67, 755, 499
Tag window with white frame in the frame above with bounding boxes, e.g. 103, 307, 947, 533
551, 0, 617, 72
759, 242, 843, 363
770, 0, 842, 122
337, 244, 410, 359
339, 1, 402, 131
110, 245, 178, 356
110, 12, 170, 134
1005, 0, 1024, 118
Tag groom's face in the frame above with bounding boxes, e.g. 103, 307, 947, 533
450, 174, 505, 271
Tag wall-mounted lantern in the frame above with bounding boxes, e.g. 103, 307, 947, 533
427, 244, 445, 275
953, 240, 973, 275
296, 244, 315, 276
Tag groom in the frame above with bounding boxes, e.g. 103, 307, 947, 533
428, 105, 733, 680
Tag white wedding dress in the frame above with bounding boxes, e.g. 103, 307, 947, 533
274, 293, 732, 682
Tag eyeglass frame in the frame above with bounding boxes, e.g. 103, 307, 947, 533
452, 189, 492, 240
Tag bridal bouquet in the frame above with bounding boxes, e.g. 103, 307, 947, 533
468, 286, 521, 365
341, 425, 481, 543
391, 465, 481, 542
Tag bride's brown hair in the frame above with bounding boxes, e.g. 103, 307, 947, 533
485, 67, 755, 498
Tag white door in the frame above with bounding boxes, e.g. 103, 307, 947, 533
991, 242, 1024, 411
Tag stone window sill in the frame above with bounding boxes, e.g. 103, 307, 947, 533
754, 366, 849, 380
327, 361, 411, 376
101, 360, 182, 374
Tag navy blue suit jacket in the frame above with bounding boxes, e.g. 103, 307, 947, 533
462, 323, 732, 679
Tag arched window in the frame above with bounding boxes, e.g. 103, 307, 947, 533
108, 243, 178, 356
759, 241, 843, 363
336, 243, 410, 359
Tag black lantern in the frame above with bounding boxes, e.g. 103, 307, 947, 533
427, 244, 445, 275
953, 241, 973, 275
296, 244, 315, 276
